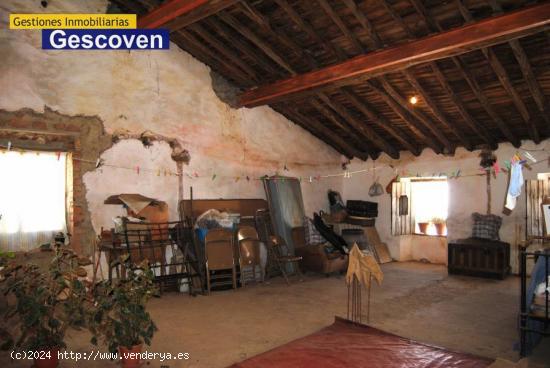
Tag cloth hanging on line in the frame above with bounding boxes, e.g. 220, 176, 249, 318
505, 161, 524, 211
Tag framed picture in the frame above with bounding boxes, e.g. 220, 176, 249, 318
542, 197, 550, 236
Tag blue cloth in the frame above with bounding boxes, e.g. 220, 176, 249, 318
508, 161, 524, 197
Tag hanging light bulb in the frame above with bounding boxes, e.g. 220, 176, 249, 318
409, 96, 418, 105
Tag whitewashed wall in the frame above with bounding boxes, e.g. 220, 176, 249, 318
0, 0, 344, 234
343, 140, 550, 271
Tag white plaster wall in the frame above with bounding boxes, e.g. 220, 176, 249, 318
0, 0, 344, 233
343, 140, 550, 272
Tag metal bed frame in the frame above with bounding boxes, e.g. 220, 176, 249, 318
122, 220, 205, 295
519, 240, 549, 357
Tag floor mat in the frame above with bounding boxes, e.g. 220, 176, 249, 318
229, 317, 494, 368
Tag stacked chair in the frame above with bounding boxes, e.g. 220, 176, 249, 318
204, 228, 237, 294
236, 226, 264, 286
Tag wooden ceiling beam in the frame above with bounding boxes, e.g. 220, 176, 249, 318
274, 0, 346, 61
452, 56, 520, 147
282, 107, 369, 160
365, 81, 444, 154
238, 3, 550, 107
429, 63, 497, 149
187, 23, 259, 81
237, 2, 316, 67
318, 0, 364, 54
217, 11, 295, 75
342, 0, 382, 48
317, 93, 400, 158
378, 78, 454, 153
173, 30, 251, 87
456, 0, 539, 143
204, 17, 281, 77
308, 99, 374, 158
137, 0, 239, 29
340, 88, 421, 156
403, 69, 473, 150
380, 0, 498, 149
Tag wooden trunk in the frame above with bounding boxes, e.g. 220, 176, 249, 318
448, 238, 510, 279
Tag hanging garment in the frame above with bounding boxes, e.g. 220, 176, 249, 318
505, 161, 524, 211
346, 244, 383, 288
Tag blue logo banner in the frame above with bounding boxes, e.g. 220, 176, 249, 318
42, 29, 170, 50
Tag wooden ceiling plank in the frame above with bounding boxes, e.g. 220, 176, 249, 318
454, 1, 538, 142
173, 30, 251, 86
188, 23, 259, 81
138, 0, 210, 29
509, 38, 550, 128
317, 93, 400, 158
403, 69, 473, 150
380, 0, 497, 149
340, 88, 421, 155
204, 17, 282, 77
365, 81, 444, 154
238, 2, 550, 107
273, 0, 346, 61
410, 0, 522, 147
342, 0, 383, 48
430, 62, 497, 149
284, 107, 369, 160
237, 2, 316, 67
309, 98, 375, 156
217, 11, 295, 75
137, 0, 240, 30
317, 0, 364, 54
452, 56, 520, 147
163, 0, 241, 32
378, 77, 454, 153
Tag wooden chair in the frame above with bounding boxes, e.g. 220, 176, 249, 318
236, 226, 264, 286
268, 235, 303, 285
205, 228, 237, 294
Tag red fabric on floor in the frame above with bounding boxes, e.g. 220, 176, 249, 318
229, 317, 493, 368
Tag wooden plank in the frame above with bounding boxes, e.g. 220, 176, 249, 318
284, 107, 369, 160
365, 81, 443, 154
377, 77, 454, 153
429, 61, 497, 149
163, 0, 241, 31
340, 88, 421, 155
403, 69, 473, 150
138, 0, 209, 29
318, 0, 364, 53
317, 93, 399, 158
238, 3, 550, 107
379, 0, 496, 149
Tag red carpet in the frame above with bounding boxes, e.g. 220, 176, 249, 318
229, 317, 493, 368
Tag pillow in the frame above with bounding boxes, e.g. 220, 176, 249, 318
304, 216, 326, 245
471, 213, 502, 240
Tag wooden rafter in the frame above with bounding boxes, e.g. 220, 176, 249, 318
173, 30, 251, 86
317, 0, 364, 54
455, 0, 539, 143
188, 23, 259, 81
340, 88, 421, 156
281, 107, 369, 160
402, 69, 473, 150
317, 93, 399, 158
378, 78, 454, 153
379, 0, 498, 149
274, 0, 346, 61
137, 0, 240, 29
238, 2, 550, 107
365, 81, 443, 154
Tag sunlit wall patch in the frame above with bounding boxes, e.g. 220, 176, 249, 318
42, 29, 169, 50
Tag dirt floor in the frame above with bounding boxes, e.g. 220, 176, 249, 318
2, 261, 549, 367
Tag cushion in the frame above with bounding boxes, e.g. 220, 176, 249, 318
471, 213, 502, 240
304, 216, 326, 245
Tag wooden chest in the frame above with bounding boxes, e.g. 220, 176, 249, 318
448, 238, 510, 279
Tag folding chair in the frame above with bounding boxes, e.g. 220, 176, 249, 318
205, 228, 237, 294
268, 235, 303, 285
236, 226, 264, 286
